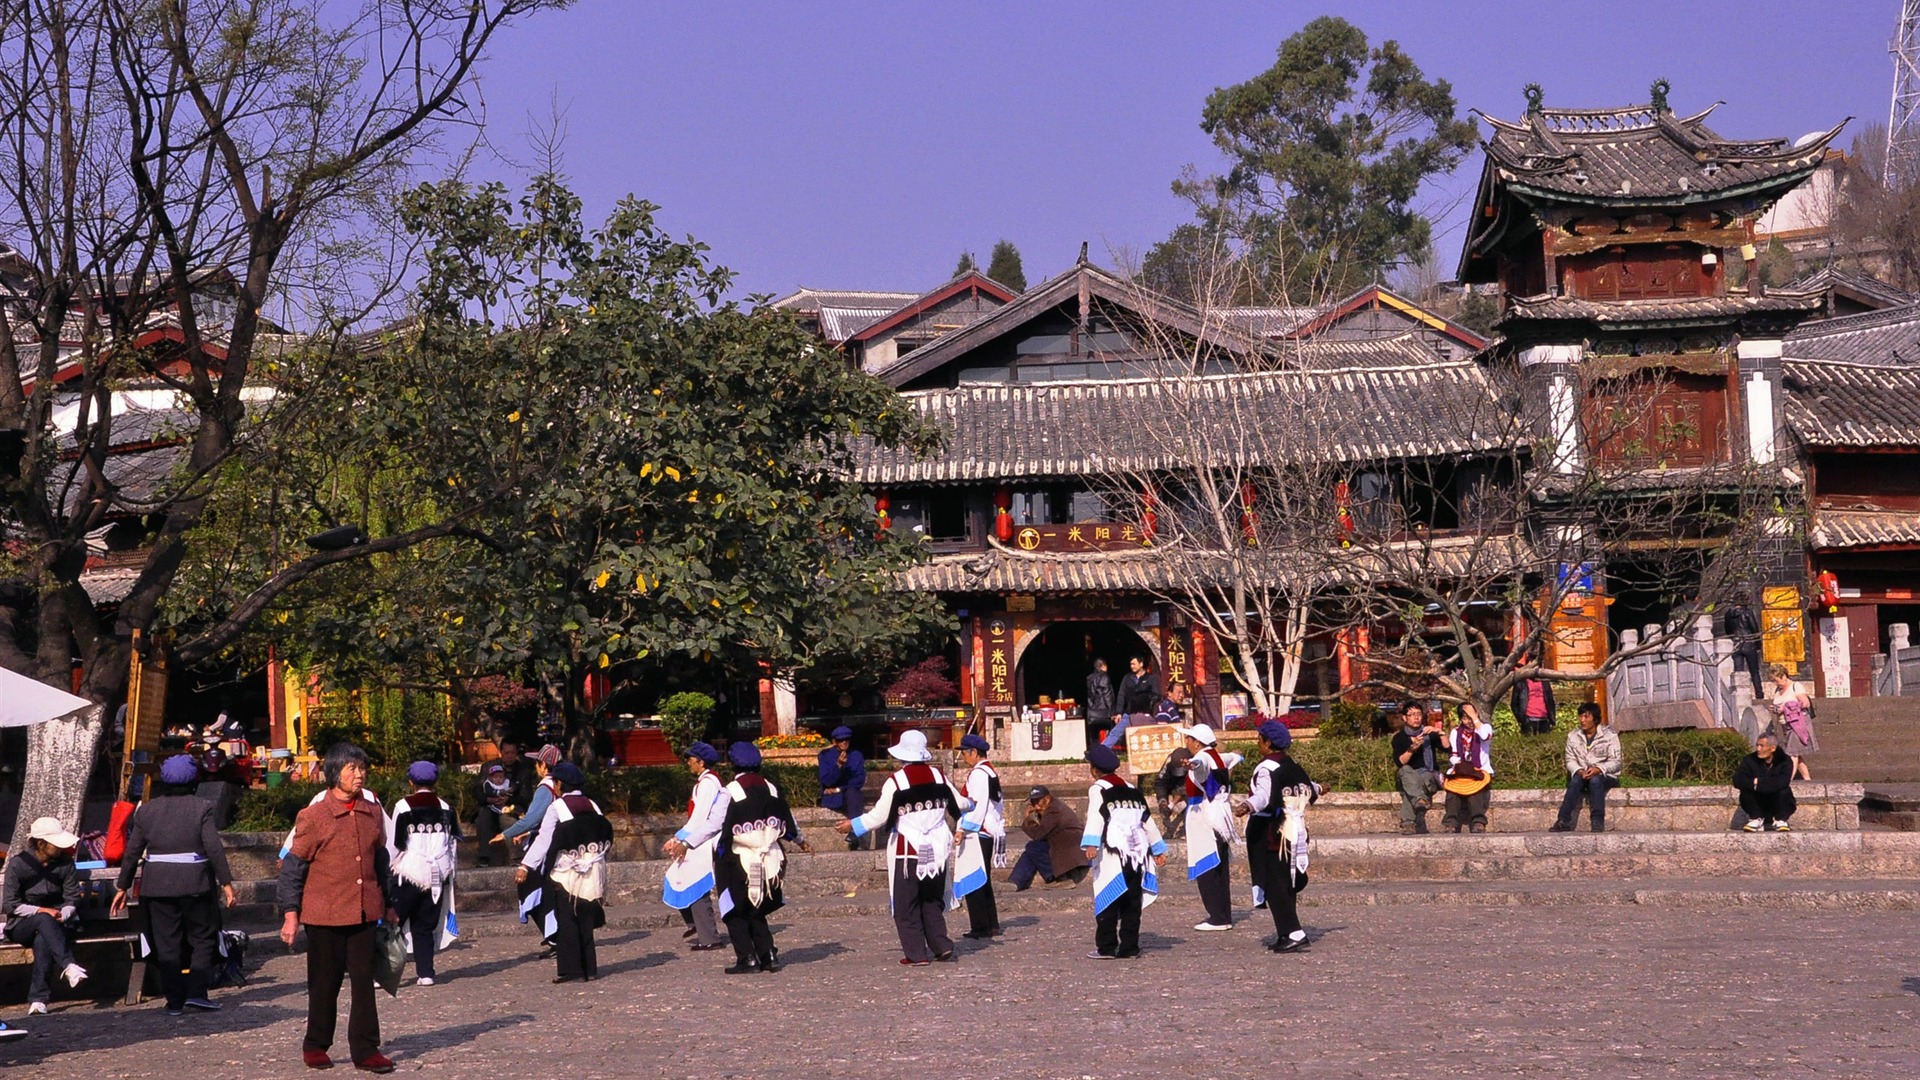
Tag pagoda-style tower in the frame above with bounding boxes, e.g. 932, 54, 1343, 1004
1459, 81, 1848, 633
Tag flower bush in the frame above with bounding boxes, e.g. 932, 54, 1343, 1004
1225, 708, 1320, 731
754, 731, 828, 750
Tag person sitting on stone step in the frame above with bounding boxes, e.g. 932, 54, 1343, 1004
1, 816, 88, 1015
1734, 734, 1797, 832
1552, 704, 1621, 833
1390, 703, 1443, 835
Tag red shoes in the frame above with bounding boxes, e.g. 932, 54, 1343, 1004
355, 1053, 396, 1073
303, 1050, 333, 1069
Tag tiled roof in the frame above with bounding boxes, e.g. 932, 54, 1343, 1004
856, 343, 1518, 485
1787, 267, 1915, 312
1782, 303, 1920, 365
79, 566, 141, 605
1499, 290, 1824, 328
815, 306, 894, 342
1782, 359, 1920, 448
898, 533, 1531, 594
1809, 510, 1920, 550
769, 287, 918, 312
1478, 100, 1843, 203
1219, 306, 1321, 338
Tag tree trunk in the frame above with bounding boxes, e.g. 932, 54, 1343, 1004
10, 704, 105, 853
1270, 601, 1310, 716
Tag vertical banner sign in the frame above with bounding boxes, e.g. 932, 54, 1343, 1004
1163, 627, 1189, 689
984, 617, 1015, 707
1760, 585, 1806, 670
121, 635, 168, 797
1817, 617, 1850, 698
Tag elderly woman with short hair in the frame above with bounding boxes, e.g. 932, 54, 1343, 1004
278, 743, 397, 1073
112, 753, 236, 1015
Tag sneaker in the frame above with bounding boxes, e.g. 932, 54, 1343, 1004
26, 1002, 47, 1016
1086, 949, 1115, 960
183, 997, 221, 1011
1193, 921, 1233, 932
1742, 819, 1764, 833
61, 963, 87, 988
353, 1052, 396, 1074
416, 976, 435, 986
1773, 821, 1792, 832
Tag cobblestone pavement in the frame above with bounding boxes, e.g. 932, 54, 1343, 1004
4, 894, 1917, 1079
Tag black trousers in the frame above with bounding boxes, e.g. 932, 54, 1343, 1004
1443, 788, 1491, 830
3, 912, 75, 1005
304, 922, 380, 1062
1739, 787, 1797, 824
964, 835, 1000, 935
391, 881, 441, 980
1268, 856, 1302, 939
1194, 835, 1233, 926
891, 861, 953, 962
1093, 865, 1144, 957
1246, 817, 1277, 902
1734, 645, 1764, 698
550, 890, 599, 979
145, 892, 219, 1007
723, 903, 774, 966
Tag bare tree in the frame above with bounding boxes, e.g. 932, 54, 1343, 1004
0, 0, 561, 847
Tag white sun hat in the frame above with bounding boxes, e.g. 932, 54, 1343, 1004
887, 729, 933, 762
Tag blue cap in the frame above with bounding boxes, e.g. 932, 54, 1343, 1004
685, 741, 720, 764
1086, 743, 1121, 773
407, 761, 439, 785
959, 733, 990, 753
158, 754, 199, 786
830, 726, 855, 742
551, 762, 586, 789
1258, 720, 1292, 749
729, 742, 762, 769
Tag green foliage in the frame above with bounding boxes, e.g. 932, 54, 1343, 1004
1488, 695, 1579, 741
985, 241, 1026, 292
168, 175, 945, 722
656, 692, 716, 754
1230, 728, 1753, 792
229, 769, 476, 833
1162, 15, 1478, 302
952, 251, 977, 277
1316, 700, 1382, 740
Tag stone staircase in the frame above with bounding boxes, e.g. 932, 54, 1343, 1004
1803, 697, 1920, 783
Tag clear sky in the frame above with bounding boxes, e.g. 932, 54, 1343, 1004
463, 0, 1897, 298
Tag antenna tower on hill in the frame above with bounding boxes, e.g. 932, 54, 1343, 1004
1889, 0, 1920, 183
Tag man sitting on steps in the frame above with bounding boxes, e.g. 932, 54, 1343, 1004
1734, 734, 1797, 832
1390, 703, 1443, 834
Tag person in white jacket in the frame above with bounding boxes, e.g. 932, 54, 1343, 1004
953, 733, 1005, 941
386, 761, 459, 986
834, 730, 964, 966
661, 742, 729, 951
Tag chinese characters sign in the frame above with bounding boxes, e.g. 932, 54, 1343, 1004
983, 617, 1014, 707
1012, 522, 1151, 552
1163, 630, 1189, 688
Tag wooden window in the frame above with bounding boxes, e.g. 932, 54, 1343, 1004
1585, 372, 1729, 467
1564, 245, 1714, 301
1811, 452, 1920, 510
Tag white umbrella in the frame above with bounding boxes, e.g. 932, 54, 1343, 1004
0, 666, 92, 727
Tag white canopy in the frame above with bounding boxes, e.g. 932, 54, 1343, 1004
0, 666, 92, 727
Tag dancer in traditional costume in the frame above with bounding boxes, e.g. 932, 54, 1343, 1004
516, 763, 612, 983
386, 761, 459, 986
1079, 743, 1165, 960
1176, 723, 1241, 931
1236, 721, 1320, 953
713, 742, 809, 974
661, 741, 729, 952
953, 733, 1005, 940
834, 730, 964, 966
112, 754, 236, 1014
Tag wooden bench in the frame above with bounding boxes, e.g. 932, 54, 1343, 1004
0, 867, 146, 1006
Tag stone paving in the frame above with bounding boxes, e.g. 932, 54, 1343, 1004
3, 894, 1917, 1079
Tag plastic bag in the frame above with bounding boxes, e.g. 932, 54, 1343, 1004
373, 923, 407, 997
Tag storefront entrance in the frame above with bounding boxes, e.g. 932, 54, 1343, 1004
1015, 621, 1153, 709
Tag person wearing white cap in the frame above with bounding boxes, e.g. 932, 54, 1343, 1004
2, 816, 88, 1012
1175, 723, 1242, 931
834, 729, 965, 966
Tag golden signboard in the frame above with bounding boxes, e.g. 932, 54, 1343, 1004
983, 617, 1015, 707
1124, 722, 1181, 780
1761, 585, 1806, 669
120, 634, 169, 795
1548, 592, 1608, 674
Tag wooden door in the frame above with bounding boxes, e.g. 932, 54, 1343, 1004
1843, 604, 1880, 697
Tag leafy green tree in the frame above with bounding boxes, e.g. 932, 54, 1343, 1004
985, 241, 1027, 292
171, 176, 947, 755
1161, 15, 1478, 303
952, 251, 978, 277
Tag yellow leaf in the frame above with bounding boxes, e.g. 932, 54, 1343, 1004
640, 462, 653, 478
453, 616, 464, 626
664, 466, 681, 482
507, 410, 521, 423
711, 598, 721, 608
687, 490, 699, 503
598, 653, 610, 669
593, 570, 611, 589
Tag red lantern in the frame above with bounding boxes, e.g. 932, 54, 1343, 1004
1334, 480, 1354, 547
1239, 481, 1258, 546
1140, 486, 1159, 542
1816, 570, 1841, 614
994, 487, 1014, 542
875, 490, 891, 531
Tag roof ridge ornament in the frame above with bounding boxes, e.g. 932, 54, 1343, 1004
1650, 78, 1671, 114
1524, 83, 1544, 116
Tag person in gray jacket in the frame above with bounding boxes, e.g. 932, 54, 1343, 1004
112, 754, 237, 1014
1550, 704, 1622, 833
2, 815, 87, 1013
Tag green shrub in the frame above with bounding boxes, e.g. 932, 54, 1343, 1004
1317, 701, 1380, 740
230, 767, 482, 832
656, 692, 716, 756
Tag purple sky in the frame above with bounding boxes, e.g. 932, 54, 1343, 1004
466, 1, 1897, 299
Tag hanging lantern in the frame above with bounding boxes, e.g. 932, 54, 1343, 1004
1240, 481, 1258, 547
994, 487, 1014, 542
1140, 485, 1159, 542
875, 490, 892, 531
1816, 570, 1841, 614
1334, 480, 1354, 547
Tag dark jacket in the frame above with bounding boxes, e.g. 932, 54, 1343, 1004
3, 851, 84, 924
502, 757, 538, 808
1085, 670, 1115, 722
1509, 679, 1556, 723
115, 793, 234, 897
1019, 798, 1089, 876
1118, 670, 1158, 715
1734, 750, 1795, 795
817, 746, 867, 813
